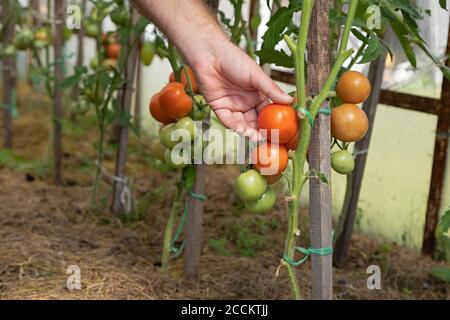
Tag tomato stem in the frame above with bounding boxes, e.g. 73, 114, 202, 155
338, 0, 359, 55
161, 180, 185, 275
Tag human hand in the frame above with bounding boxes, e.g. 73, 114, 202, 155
191, 42, 293, 140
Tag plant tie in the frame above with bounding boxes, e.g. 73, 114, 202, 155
94, 161, 133, 214
298, 107, 331, 127
283, 246, 333, 266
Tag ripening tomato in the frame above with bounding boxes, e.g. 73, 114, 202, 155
265, 173, 282, 185
331, 104, 369, 142
158, 82, 193, 120
151, 139, 166, 162
169, 66, 199, 93
102, 58, 117, 70
253, 142, 288, 175
106, 43, 121, 59
245, 187, 276, 214
331, 150, 355, 175
235, 169, 268, 202
149, 93, 173, 124
257, 104, 298, 144
336, 71, 371, 104
285, 130, 299, 151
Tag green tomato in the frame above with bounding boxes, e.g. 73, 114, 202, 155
110, 7, 130, 26
175, 117, 195, 141
85, 87, 104, 104
14, 28, 34, 50
71, 98, 90, 115
331, 150, 355, 175
85, 23, 99, 38
245, 187, 276, 214
159, 123, 179, 149
140, 42, 155, 66
235, 169, 268, 202
90, 57, 99, 70
0, 44, 15, 58
151, 139, 166, 162
164, 148, 188, 169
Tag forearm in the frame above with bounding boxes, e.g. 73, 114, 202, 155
132, 0, 228, 66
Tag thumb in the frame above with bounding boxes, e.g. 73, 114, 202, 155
252, 68, 294, 105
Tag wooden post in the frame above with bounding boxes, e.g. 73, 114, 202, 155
71, 0, 86, 121
1, 0, 15, 149
307, 0, 333, 300
333, 52, 387, 266
53, 0, 65, 185
183, 0, 218, 281
422, 25, 450, 255
134, 51, 142, 133
111, 10, 139, 215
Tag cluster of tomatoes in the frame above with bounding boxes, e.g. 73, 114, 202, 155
149, 66, 210, 168
234, 70, 371, 215
234, 103, 298, 214
331, 71, 370, 174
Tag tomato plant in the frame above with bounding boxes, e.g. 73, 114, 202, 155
169, 66, 199, 93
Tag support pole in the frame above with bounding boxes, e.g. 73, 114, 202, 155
1, 0, 15, 149
53, 0, 65, 185
333, 52, 387, 266
307, 0, 333, 300
111, 9, 139, 215
422, 25, 450, 255
183, 0, 218, 281
71, 0, 86, 121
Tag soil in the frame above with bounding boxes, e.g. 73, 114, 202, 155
0, 87, 449, 300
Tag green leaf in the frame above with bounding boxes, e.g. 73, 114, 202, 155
74, 65, 88, 75
133, 17, 149, 36
260, 7, 295, 52
60, 74, 80, 89
255, 48, 294, 68
439, 0, 447, 10
431, 267, 450, 283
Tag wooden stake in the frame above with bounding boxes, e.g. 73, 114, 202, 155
1, 0, 15, 149
333, 52, 387, 266
111, 10, 139, 215
134, 51, 142, 133
422, 25, 450, 255
53, 0, 65, 185
70, 0, 86, 121
307, 0, 333, 300
183, 0, 218, 281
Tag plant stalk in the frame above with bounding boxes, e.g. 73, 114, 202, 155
161, 183, 185, 274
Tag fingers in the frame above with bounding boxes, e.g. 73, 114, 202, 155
214, 109, 264, 142
251, 68, 294, 105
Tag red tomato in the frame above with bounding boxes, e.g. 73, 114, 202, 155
257, 104, 298, 144
149, 92, 173, 124
336, 71, 371, 104
252, 142, 288, 175
158, 82, 193, 119
106, 43, 121, 59
331, 103, 369, 142
169, 66, 199, 93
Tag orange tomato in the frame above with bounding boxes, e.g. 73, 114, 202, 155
257, 103, 298, 144
169, 66, 199, 93
331, 104, 369, 142
265, 173, 282, 185
106, 43, 121, 59
252, 142, 288, 176
285, 130, 299, 151
336, 71, 371, 104
158, 82, 193, 120
149, 92, 173, 124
